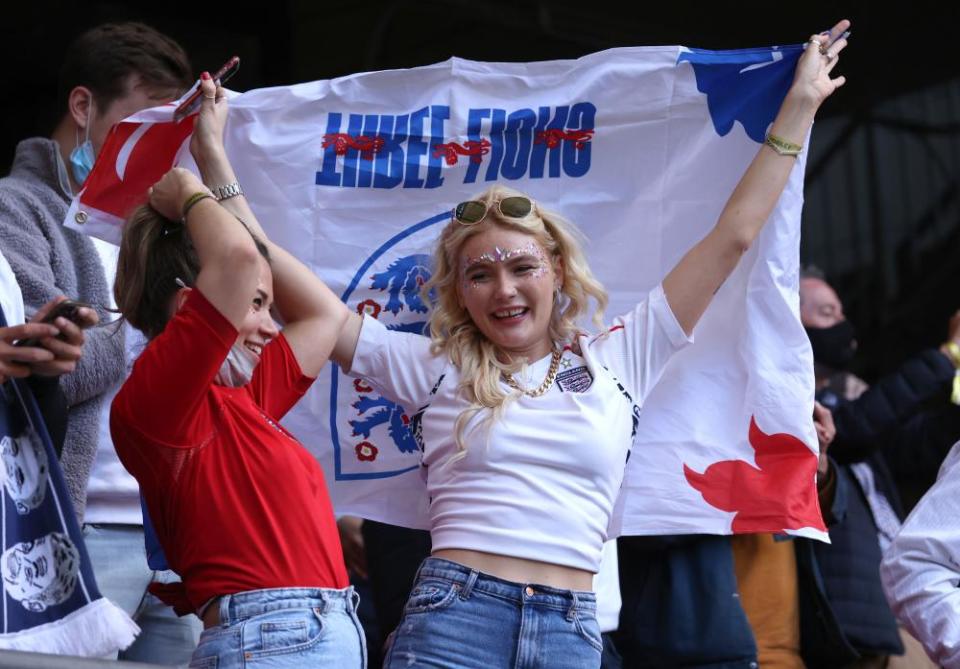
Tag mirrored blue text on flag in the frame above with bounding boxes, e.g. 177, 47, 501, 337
315, 103, 596, 188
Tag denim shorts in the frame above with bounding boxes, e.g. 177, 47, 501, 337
384, 557, 602, 669
188, 586, 366, 668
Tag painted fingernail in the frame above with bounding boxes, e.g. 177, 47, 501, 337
201, 71, 211, 80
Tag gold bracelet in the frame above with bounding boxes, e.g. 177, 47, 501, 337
765, 133, 803, 157
181, 191, 214, 222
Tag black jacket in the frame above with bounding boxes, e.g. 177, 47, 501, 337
824, 348, 957, 470
811, 348, 960, 659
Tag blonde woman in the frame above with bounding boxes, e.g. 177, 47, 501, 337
320, 21, 851, 668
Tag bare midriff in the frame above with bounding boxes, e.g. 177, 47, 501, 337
432, 548, 594, 591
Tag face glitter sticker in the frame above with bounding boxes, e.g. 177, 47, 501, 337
461, 242, 549, 289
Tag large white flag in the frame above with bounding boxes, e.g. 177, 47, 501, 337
67, 44, 827, 541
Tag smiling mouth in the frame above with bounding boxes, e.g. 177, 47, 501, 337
245, 342, 263, 356
492, 307, 529, 320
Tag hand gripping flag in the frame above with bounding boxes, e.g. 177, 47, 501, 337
0, 306, 139, 654
66, 44, 827, 541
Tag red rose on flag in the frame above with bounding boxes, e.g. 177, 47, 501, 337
683, 416, 826, 533
355, 442, 378, 462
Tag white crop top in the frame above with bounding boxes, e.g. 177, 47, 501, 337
349, 284, 691, 572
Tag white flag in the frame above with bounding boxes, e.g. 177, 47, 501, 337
67, 44, 827, 541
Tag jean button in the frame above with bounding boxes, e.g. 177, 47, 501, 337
525, 586, 535, 596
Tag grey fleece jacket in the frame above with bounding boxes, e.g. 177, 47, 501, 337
0, 137, 125, 519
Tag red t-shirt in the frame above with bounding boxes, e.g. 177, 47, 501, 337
111, 289, 348, 612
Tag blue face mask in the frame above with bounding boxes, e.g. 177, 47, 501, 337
69, 140, 95, 186
69, 101, 95, 186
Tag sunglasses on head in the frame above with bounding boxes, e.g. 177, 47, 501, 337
453, 196, 534, 225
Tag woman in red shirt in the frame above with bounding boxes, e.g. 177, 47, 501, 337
110, 73, 364, 668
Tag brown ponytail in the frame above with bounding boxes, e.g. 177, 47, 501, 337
114, 205, 200, 339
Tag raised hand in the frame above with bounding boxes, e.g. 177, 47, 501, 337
190, 72, 229, 169
792, 19, 850, 108
148, 167, 209, 222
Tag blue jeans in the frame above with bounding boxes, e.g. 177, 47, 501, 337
189, 587, 366, 668
83, 524, 201, 664
385, 557, 602, 668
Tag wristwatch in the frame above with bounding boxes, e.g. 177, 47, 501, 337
210, 181, 244, 201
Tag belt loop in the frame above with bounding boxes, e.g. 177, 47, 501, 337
316, 589, 330, 615
219, 593, 232, 627
350, 586, 360, 612
566, 590, 579, 622
459, 569, 479, 600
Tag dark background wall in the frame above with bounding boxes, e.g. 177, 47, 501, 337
3, 1, 958, 380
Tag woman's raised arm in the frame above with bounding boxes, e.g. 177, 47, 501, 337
662, 20, 850, 335
188, 74, 358, 377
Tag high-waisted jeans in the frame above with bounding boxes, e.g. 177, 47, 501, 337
188, 586, 366, 668
385, 557, 602, 668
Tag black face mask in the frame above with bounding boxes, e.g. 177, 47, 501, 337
805, 320, 857, 369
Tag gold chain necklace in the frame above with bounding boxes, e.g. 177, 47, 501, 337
504, 348, 562, 398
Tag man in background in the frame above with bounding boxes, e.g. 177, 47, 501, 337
0, 21, 200, 663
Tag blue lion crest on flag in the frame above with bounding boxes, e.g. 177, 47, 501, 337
370, 255, 431, 319
349, 254, 432, 456
330, 212, 449, 481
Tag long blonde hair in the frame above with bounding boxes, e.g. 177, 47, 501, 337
423, 185, 608, 454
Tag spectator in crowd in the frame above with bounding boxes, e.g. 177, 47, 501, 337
800, 268, 959, 666
881, 439, 960, 668
801, 268, 960, 505
110, 73, 363, 667
616, 268, 959, 668
0, 21, 200, 663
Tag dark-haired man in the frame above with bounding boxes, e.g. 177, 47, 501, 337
799, 269, 958, 668
0, 21, 200, 663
